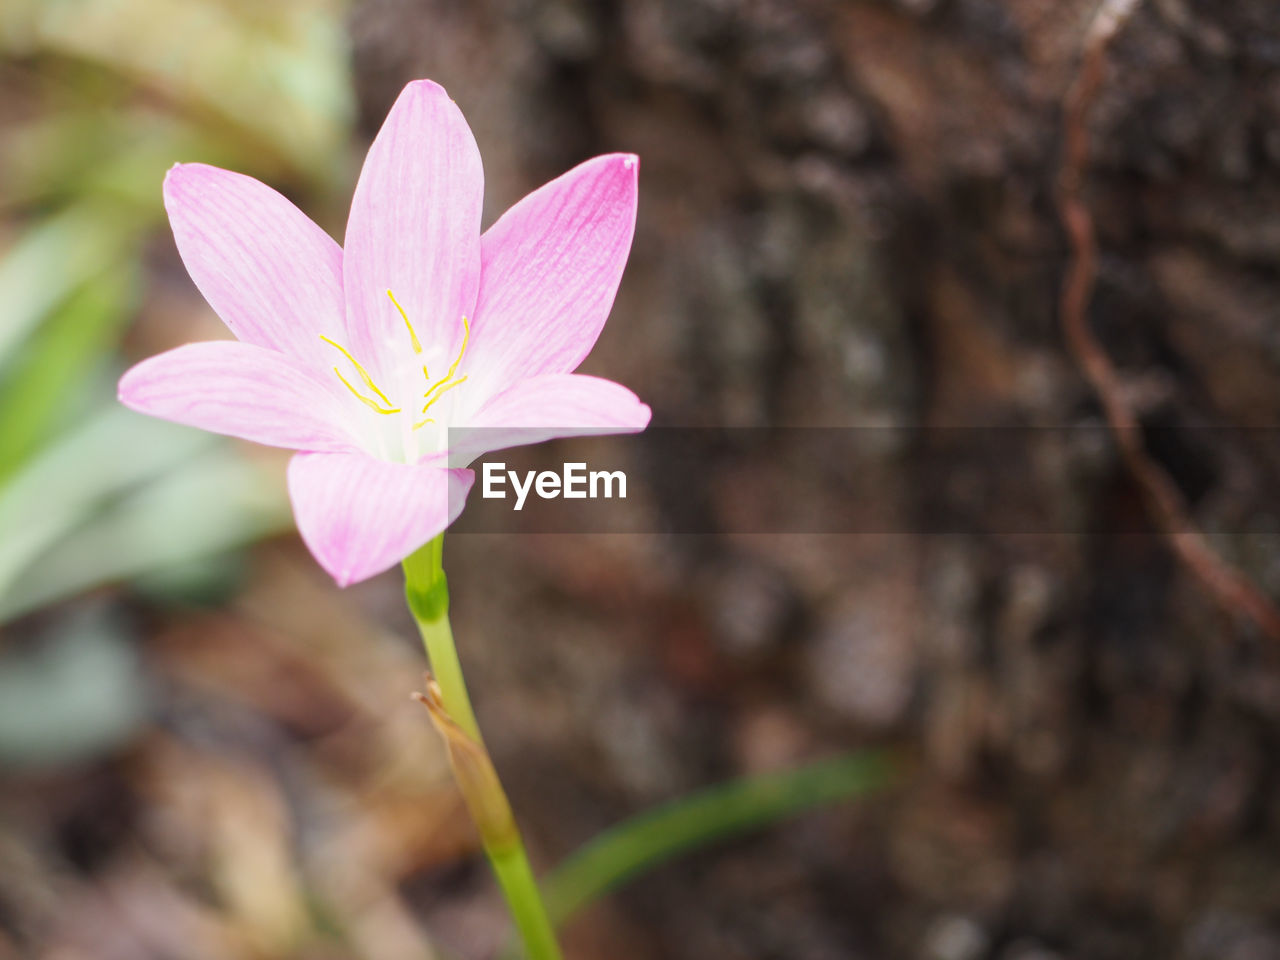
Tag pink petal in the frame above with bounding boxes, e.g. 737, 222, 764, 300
343, 80, 483, 382
164, 163, 345, 366
118, 341, 356, 452
288, 451, 473, 586
453, 373, 650, 460
469, 153, 638, 395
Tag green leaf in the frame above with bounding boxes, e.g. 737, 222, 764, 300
0, 110, 232, 211
0, 265, 140, 481
0, 444, 293, 622
1, 0, 354, 187
0, 407, 214, 605
0, 203, 144, 371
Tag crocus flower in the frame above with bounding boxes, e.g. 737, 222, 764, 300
119, 80, 649, 585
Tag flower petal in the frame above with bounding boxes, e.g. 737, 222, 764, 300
164, 163, 345, 366
469, 153, 638, 395
452, 373, 650, 462
343, 80, 483, 381
288, 451, 473, 586
118, 341, 356, 452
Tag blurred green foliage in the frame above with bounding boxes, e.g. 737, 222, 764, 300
0, 0, 354, 623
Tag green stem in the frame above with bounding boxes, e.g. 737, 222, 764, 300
490, 841, 566, 960
405, 536, 563, 960
415, 608, 481, 743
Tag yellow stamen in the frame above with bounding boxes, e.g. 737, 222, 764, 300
421, 375, 467, 413
386, 289, 423, 354
320, 335, 396, 408
441, 316, 470, 384
333, 368, 401, 414
413, 417, 436, 430
420, 316, 471, 409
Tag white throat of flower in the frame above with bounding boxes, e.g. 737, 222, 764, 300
321, 289, 470, 463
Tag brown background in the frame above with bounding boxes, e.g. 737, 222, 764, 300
361, 1, 1280, 957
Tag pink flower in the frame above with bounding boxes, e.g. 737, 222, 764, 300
119, 80, 649, 586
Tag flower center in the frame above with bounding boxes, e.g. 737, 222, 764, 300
320, 289, 472, 460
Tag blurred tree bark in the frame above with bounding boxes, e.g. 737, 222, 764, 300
350, 2, 1280, 958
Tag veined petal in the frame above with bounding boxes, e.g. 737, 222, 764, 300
164, 163, 345, 366
343, 80, 483, 381
288, 451, 473, 586
118, 341, 356, 452
469, 153, 638, 395
452, 373, 650, 461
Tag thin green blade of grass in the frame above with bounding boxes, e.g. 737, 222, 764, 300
500, 749, 894, 957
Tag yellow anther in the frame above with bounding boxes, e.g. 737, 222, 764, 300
441, 316, 470, 384
422, 375, 467, 413
333, 368, 401, 414
420, 316, 471, 410
320, 336, 397, 408
412, 417, 436, 430
386, 289, 423, 354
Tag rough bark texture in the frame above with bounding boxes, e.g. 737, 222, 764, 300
351, 2, 1280, 958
